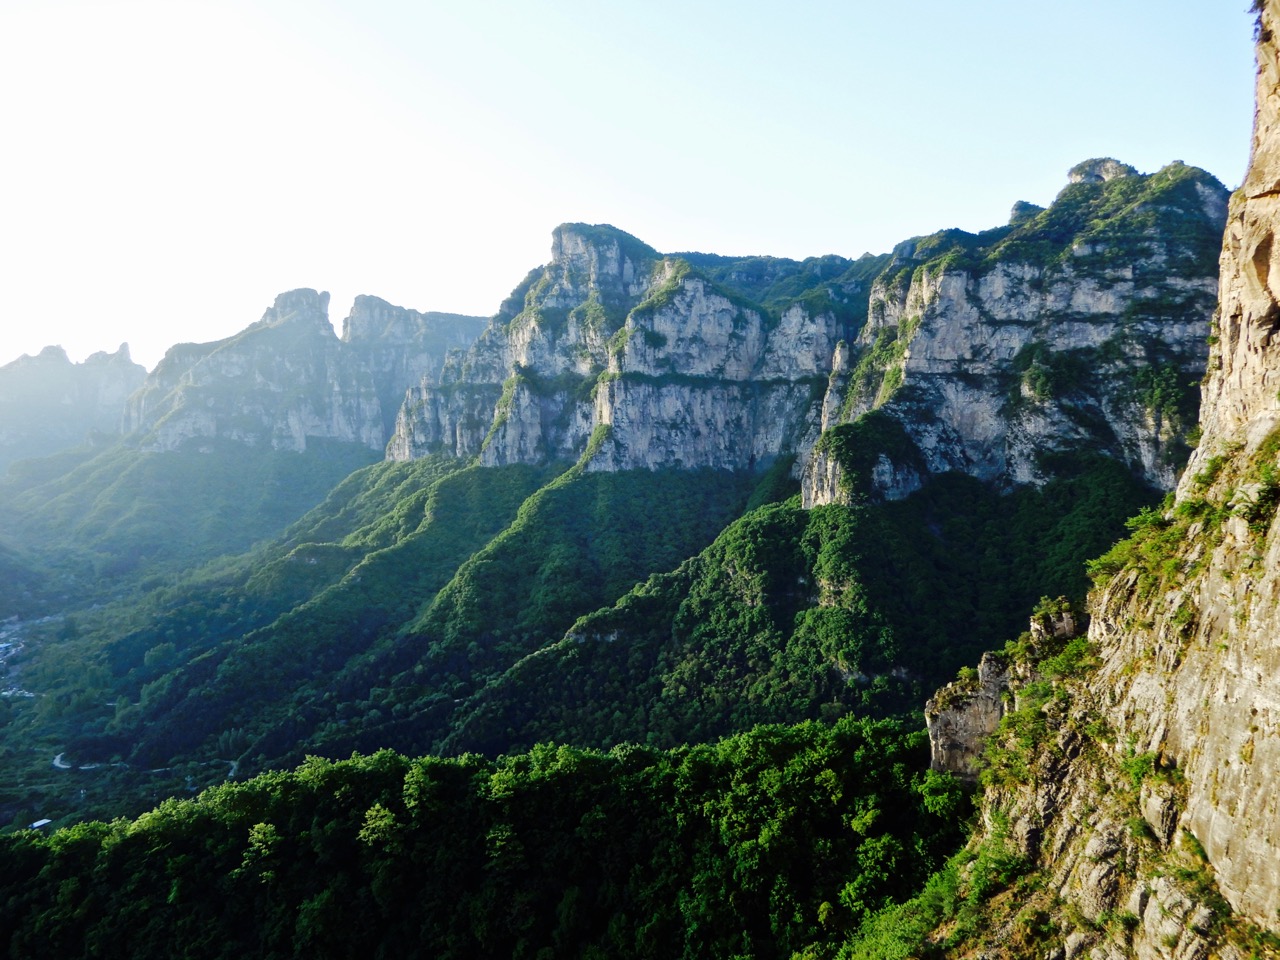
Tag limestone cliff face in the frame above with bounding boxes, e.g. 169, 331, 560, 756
587, 275, 837, 471
0, 343, 145, 470
925, 9, 1280, 957
392, 196, 1220, 487
387, 225, 862, 471
805, 162, 1227, 506
125, 290, 485, 454
342, 297, 488, 441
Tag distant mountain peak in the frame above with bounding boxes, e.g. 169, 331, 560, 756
1008, 200, 1044, 225
33, 344, 71, 363
252, 288, 332, 333
0, 340, 145, 470
551, 222, 659, 258
1067, 156, 1138, 184
123, 288, 487, 454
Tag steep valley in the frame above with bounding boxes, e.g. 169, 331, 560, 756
0, 26, 1272, 953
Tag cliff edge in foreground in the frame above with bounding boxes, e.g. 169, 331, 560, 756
923, 6, 1280, 957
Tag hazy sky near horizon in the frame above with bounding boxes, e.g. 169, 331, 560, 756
0, 0, 1258, 371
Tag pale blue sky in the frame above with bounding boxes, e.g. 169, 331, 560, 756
0, 0, 1257, 370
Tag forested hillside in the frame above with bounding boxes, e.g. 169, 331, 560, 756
0, 147, 1241, 959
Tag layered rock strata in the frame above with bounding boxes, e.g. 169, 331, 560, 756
393, 189, 1225, 497
387, 224, 868, 471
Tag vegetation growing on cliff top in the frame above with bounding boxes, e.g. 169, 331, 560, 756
878, 161, 1225, 283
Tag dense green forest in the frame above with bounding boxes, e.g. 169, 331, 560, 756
0, 718, 964, 960
442, 448, 1151, 756
0, 456, 775, 825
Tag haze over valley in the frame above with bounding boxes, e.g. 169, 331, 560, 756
0, 5, 1277, 960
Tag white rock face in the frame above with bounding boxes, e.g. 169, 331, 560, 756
549, 223, 653, 301
803, 190, 1223, 506
387, 225, 848, 473
393, 196, 1223, 500
925, 652, 1013, 781
125, 289, 485, 454
42, 182, 1214, 496
343, 296, 487, 440
1100, 8, 1280, 930
799, 446, 849, 509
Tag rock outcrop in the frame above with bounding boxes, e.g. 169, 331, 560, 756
925, 652, 1013, 782
125, 289, 485, 454
342, 296, 488, 440
926, 7, 1280, 956
1068, 157, 1139, 184
0, 343, 145, 470
926, 604, 1078, 783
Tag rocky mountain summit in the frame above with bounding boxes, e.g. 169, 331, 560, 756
124, 289, 486, 453
920, 7, 1280, 956
1068, 157, 1139, 184
0, 343, 145, 470
387, 223, 886, 470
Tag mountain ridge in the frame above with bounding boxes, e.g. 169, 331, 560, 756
388, 165, 1224, 499
0, 156, 1230, 812
124, 288, 488, 454
0, 342, 145, 472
